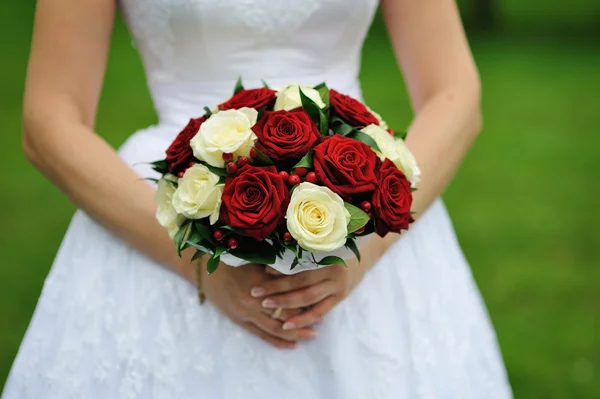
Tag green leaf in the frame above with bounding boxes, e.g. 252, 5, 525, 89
203, 106, 213, 117
261, 79, 270, 89
299, 88, 323, 126
394, 130, 408, 140
331, 122, 354, 136
142, 177, 160, 183
313, 82, 330, 108
174, 221, 192, 257
214, 246, 227, 258
345, 238, 361, 263
252, 147, 275, 166
191, 250, 207, 262
290, 258, 299, 271
149, 160, 170, 175
316, 255, 347, 268
411, 187, 418, 193
318, 109, 329, 135
347, 131, 382, 153
344, 202, 370, 233
233, 76, 244, 95
206, 255, 220, 274
292, 149, 313, 170
204, 164, 228, 177
193, 222, 216, 245
185, 241, 213, 255
221, 225, 251, 237
217, 175, 227, 185
229, 240, 277, 264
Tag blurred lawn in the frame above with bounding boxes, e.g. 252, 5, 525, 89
1, 2, 599, 398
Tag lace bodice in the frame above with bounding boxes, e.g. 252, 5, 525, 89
118, 0, 378, 126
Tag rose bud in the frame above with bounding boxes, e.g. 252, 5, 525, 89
288, 174, 301, 186
295, 167, 308, 177
213, 229, 225, 241
354, 226, 366, 235
305, 172, 318, 184
279, 171, 290, 180
222, 152, 234, 161
226, 162, 238, 174
237, 156, 249, 167
360, 201, 372, 212
228, 237, 239, 249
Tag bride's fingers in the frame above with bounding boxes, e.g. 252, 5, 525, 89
250, 270, 329, 298
282, 297, 337, 330
259, 281, 335, 310
264, 266, 283, 276
250, 313, 318, 342
260, 306, 303, 322
235, 320, 296, 349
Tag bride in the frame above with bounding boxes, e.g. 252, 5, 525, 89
3, 0, 512, 398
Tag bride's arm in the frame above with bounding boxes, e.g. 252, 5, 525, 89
381, 0, 482, 234
248, 0, 482, 327
23, 0, 190, 278
24, 1, 319, 347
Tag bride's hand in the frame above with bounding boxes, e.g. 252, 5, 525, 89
249, 258, 367, 331
198, 260, 318, 348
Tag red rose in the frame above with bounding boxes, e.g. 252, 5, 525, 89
330, 89, 379, 127
372, 159, 414, 237
252, 109, 321, 161
313, 134, 379, 199
165, 116, 206, 174
220, 165, 289, 241
218, 88, 276, 111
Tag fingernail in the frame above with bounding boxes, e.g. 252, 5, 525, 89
250, 287, 265, 297
282, 322, 295, 330
262, 299, 277, 308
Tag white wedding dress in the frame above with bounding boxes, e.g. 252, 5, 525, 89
2, 0, 513, 398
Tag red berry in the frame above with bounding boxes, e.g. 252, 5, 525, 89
228, 237, 238, 249
295, 167, 308, 177
367, 212, 373, 219
249, 148, 258, 159
355, 226, 366, 235
177, 171, 185, 178
360, 201, 372, 212
238, 156, 249, 167
189, 161, 196, 166
212, 229, 224, 241
279, 171, 290, 180
288, 174, 301, 186
387, 129, 395, 136
226, 162, 238, 174
222, 152, 234, 161
306, 172, 318, 184
283, 232, 293, 241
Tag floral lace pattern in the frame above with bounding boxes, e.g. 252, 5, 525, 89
2, 0, 512, 397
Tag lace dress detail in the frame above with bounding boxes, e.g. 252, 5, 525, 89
2, 0, 512, 398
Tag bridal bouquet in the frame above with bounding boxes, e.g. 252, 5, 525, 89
151, 79, 420, 276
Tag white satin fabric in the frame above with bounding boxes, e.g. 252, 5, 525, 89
2, 0, 512, 397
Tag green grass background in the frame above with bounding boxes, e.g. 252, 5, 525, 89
1, 2, 599, 397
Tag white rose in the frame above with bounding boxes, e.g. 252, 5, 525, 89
274, 83, 326, 111
155, 177, 186, 238
394, 137, 421, 187
360, 124, 421, 187
286, 182, 351, 253
190, 108, 258, 167
172, 164, 224, 224
366, 106, 388, 130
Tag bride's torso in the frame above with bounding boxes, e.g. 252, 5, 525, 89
118, 0, 378, 128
